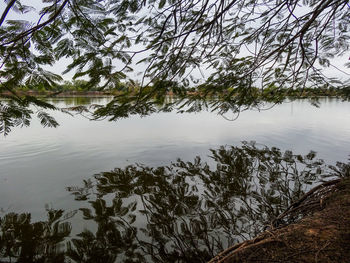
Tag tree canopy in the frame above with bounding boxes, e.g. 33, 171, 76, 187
1, 0, 350, 134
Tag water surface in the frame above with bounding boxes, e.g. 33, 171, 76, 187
0, 97, 349, 262
0, 97, 349, 216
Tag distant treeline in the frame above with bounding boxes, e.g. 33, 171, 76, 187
6, 79, 145, 96
3, 79, 349, 99
10, 80, 109, 94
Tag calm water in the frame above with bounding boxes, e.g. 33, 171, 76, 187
0, 97, 349, 262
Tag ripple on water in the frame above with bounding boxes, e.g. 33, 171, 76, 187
0, 139, 62, 163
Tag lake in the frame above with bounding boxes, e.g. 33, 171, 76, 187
0, 97, 349, 262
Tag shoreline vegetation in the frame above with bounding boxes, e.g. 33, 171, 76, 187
1, 80, 349, 99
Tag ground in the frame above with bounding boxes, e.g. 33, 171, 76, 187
209, 178, 350, 263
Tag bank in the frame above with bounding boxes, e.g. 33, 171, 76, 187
209, 178, 350, 262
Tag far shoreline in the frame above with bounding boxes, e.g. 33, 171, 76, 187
0, 89, 348, 100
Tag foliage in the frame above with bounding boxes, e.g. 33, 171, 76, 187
0, 95, 59, 135
1, 0, 350, 133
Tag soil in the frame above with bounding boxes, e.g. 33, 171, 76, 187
209, 178, 350, 263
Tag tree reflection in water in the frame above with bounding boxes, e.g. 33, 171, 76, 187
0, 209, 73, 262
1, 142, 348, 262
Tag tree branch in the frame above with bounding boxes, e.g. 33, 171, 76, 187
0, 0, 16, 26
2, 0, 69, 46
